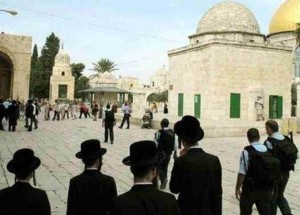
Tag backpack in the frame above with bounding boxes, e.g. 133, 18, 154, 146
267, 136, 298, 171
157, 129, 175, 154
105, 110, 114, 122
244, 146, 281, 189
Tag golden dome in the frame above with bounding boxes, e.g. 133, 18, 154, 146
269, 0, 300, 34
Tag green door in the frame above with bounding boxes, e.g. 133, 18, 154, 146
230, 93, 241, 118
194, 94, 201, 118
178, 93, 184, 116
269, 95, 283, 119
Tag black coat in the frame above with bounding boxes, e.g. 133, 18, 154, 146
67, 170, 117, 215
112, 184, 180, 215
25, 103, 34, 118
0, 182, 51, 215
169, 148, 222, 215
104, 110, 115, 126
0, 103, 6, 118
7, 104, 19, 120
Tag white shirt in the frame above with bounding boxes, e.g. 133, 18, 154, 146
238, 141, 267, 175
32, 103, 36, 116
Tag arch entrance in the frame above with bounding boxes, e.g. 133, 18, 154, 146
0, 51, 13, 98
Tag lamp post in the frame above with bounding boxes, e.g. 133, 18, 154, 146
0, 9, 18, 16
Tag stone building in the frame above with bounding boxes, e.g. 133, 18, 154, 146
0, 33, 32, 100
168, 0, 298, 121
50, 50, 75, 101
150, 65, 169, 92
81, 72, 130, 105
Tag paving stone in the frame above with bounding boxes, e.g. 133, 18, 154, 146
0, 115, 299, 215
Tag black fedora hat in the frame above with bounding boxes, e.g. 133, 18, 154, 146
174, 115, 204, 143
76, 139, 107, 159
123, 140, 165, 166
7, 148, 41, 175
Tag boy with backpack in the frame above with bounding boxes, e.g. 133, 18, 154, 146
154, 118, 177, 189
235, 128, 281, 215
264, 120, 298, 215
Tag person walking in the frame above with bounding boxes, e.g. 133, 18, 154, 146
67, 139, 117, 215
92, 104, 99, 121
52, 102, 60, 121
0, 148, 51, 215
264, 120, 298, 215
235, 128, 278, 215
25, 100, 34, 132
118, 103, 131, 129
7, 100, 19, 132
154, 118, 176, 189
112, 140, 180, 215
103, 104, 115, 144
170, 115, 222, 215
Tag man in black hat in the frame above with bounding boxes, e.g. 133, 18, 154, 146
7, 100, 19, 132
112, 140, 180, 215
0, 148, 51, 215
66, 139, 117, 215
170, 115, 222, 215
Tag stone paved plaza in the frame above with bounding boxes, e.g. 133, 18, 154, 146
0, 115, 299, 215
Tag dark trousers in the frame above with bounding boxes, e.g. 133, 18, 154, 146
8, 118, 17, 131
0, 116, 4, 130
104, 124, 114, 142
28, 116, 36, 130
158, 153, 171, 183
271, 172, 292, 215
240, 189, 272, 215
53, 111, 60, 120
120, 114, 130, 128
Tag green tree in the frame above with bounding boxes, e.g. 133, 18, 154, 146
71, 63, 85, 80
71, 63, 86, 98
91, 58, 118, 77
76, 76, 90, 100
31, 44, 38, 69
38, 33, 60, 98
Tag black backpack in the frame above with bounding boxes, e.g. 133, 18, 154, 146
157, 129, 175, 154
105, 110, 114, 122
244, 146, 281, 188
267, 136, 298, 171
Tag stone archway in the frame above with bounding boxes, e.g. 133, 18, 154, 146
0, 51, 13, 98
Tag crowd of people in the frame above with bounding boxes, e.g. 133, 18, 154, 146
0, 110, 297, 215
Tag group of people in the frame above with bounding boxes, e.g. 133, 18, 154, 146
235, 120, 298, 215
0, 98, 40, 132
0, 113, 297, 215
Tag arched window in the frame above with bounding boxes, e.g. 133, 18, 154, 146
196, 40, 199, 44
61, 71, 65, 76
130, 84, 133, 89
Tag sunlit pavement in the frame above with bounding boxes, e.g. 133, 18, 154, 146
0, 114, 299, 215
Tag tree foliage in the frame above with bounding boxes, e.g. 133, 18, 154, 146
30, 33, 60, 98
147, 90, 168, 102
76, 76, 90, 100
91, 58, 118, 77
71, 63, 86, 98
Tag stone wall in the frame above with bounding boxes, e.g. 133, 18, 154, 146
169, 40, 293, 120
0, 33, 32, 100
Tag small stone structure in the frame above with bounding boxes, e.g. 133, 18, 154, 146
0, 33, 32, 100
50, 49, 75, 101
168, 0, 297, 121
